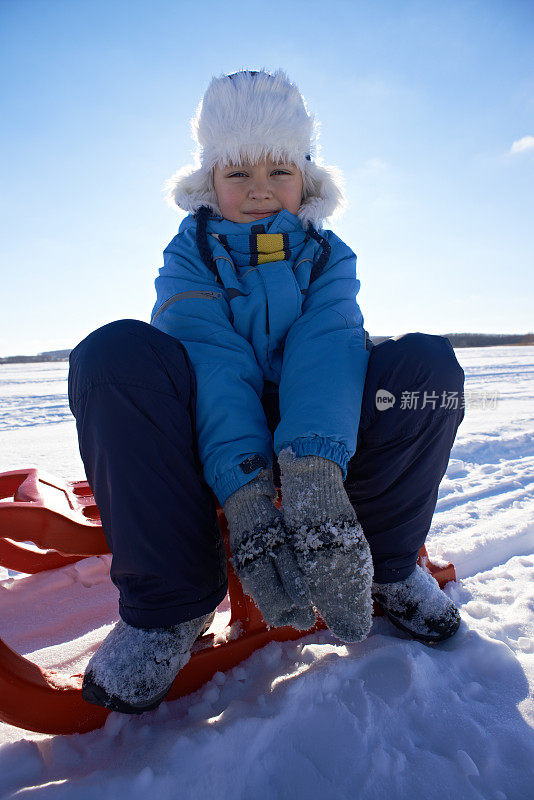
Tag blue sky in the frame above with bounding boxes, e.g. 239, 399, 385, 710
1, 0, 533, 356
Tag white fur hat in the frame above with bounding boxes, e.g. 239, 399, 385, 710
165, 69, 345, 228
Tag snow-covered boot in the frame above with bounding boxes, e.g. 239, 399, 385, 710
82, 611, 215, 714
278, 450, 374, 643
372, 565, 461, 643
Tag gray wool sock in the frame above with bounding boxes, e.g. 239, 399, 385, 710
84, 611, 214, 708
372, 565, 461, 642
278, 450, 374, 643
224, 469, 315, 630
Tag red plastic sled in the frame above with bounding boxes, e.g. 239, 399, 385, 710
0, 468, 456, 735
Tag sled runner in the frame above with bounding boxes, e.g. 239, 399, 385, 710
0, 468, 456, 735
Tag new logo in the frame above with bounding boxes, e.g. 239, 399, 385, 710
375, 389, 396, 410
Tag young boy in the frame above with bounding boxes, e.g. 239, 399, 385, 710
68, 70, 464, 714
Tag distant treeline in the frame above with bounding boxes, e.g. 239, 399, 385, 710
1, 334, 533, 364
446, 333, 534, 348
370, 333, 534, 348
0, 349, 71, 365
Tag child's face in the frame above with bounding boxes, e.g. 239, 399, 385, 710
213, 158, 304, 223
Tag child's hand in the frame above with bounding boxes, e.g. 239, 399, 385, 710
223, 469, 315, 630
278, 450, 374, 643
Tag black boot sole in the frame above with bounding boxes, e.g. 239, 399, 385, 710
82, 673, 174, 714
375, 604, 461, 644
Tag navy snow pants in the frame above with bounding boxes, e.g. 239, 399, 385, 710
68, 319, 465, 628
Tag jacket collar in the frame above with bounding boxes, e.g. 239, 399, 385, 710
178, 209, 306, 237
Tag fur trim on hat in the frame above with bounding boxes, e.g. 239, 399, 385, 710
164, 69, 345, 229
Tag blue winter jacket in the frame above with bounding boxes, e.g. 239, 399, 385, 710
150, 209, 369, 506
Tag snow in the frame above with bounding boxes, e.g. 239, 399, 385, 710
0, 346, 533, 799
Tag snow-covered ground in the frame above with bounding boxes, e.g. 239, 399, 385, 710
0, 347, 533, 799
